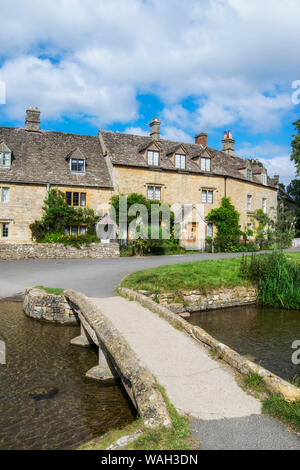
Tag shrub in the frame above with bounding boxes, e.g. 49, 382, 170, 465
240, 251, 300, 309
206, 198, 242, 252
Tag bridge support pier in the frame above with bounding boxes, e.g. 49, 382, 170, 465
86, 342, 118, 381
70, 324, 91, 347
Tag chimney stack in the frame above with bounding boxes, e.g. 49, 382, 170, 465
25, 107, 40, 131
273, 173, 279, 187
195, 132, 208, 147
222, 130, 235, 156
149, 117, 161, 140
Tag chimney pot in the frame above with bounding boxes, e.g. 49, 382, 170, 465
149, 117, 161, 140
25, 107, 41, 131
195, 132, 208, 147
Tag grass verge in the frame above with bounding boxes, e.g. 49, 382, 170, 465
79, 385, 195, 451
262, 395, 300, 433
120, 257, 251, 294
35, 286, 64, 295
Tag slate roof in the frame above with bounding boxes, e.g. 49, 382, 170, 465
100, 130, 276, 187
0, 127, 112, 188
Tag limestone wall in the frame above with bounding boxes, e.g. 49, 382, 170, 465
24, 287, 78, 325
149, 286, 258, 316
0, 242, 120, 260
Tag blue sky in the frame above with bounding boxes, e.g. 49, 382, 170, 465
0, 0, 300, 186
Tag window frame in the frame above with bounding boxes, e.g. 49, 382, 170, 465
262, 174, 267, 185
202, 189, 213, 204
247, 195, 252, 212
247, 169, 252, 181
262, 198, 267, 214
65, 225, 87, 236
70, 158, 86, 174
175, 153, 186, 170
65, 191, 87, 207
207, 222, 213, 238
201, 157, 211, 172
0, 152, 11, 169
147, 150, 160, 167
0, 187, 10, 203
147, 185, 161, 201
1, 222, 9, 238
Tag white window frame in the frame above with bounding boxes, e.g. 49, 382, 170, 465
201, 157, 211, 172
262, 174, 267, 185
202, 189, 213, 204
0, 152, 11, 169
0, 187, 10, 203
262, 198, 267, 214
247, 195, 252, 212
70, 158, 85, 174
247, 169, 252, 181
147, 150, 159, 166
175, 154, 186, 169
147, 186, 161, 201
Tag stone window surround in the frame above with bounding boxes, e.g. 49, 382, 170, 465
247, 194, 253, 212
201, 157, 211, 172
175, 153, 186, 170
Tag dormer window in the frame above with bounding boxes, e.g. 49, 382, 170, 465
147, 150, 159, 166
201, 157, 211, 172
262, 174, 267, 185
70, 158, 85, 174
175, 154, 186, 169
0, 152, 11, 169
247, 169, 252, 181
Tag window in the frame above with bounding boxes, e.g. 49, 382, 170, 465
247, 169, 252, 181
188, 222, 197, 240
207, 223, 213, 237
1, 223, 9, 238
247, 195, 252, 212
147, 186, 161, 201
70, 158, 85, 173
65, 225, 86, 236
175, 154, 186, 169
262, 198, 267, 214
262, 174, 267, 185
0, 187, 9, 203
0, 152, 11, 168
66, 191, 86, 207
147, 150, 159, 166
202, 190, 213, 204
201, 157, 211, 172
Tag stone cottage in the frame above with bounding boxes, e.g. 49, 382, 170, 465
0, 108, 279, 249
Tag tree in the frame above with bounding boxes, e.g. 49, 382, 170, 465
274, 199, 296, 248
287, 179, 300, 235
251, 209, 274, 249
206, 197, 242, 252
291, 119, 300, 176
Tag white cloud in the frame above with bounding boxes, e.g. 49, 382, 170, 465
125, 126, 148, 136
0, 0, 299, 130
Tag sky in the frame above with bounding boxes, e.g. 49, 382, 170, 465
0, 0, 300, 186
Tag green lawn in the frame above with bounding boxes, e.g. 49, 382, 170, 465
120, 252, 300, 295
120, 257, 251, 294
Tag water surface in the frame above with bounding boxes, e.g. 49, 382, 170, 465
0, 300, 136, 450
189, 305, 300, 382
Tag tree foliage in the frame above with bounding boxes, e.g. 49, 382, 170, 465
30, 189, 98, 242
287, 179, 300, 236
291, 119, 300, 176
206, 197, 242, 252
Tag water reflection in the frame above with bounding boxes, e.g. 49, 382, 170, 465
189, 305, 300, 382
